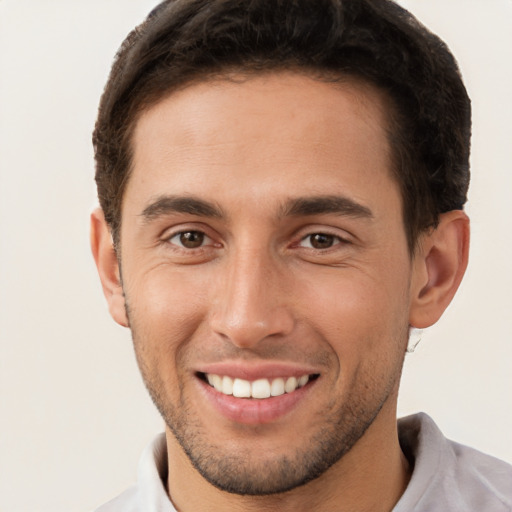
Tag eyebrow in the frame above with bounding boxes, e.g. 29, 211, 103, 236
139, 194, 373, 223
140, 195, 223, 222
281, 195, 373, 219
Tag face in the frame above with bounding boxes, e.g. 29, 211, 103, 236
117, 73, 415, 495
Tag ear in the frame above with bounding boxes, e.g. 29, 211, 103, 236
90, 208, 129, 327
409, 210, 470, 329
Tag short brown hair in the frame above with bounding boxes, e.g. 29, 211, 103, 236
93, 0, 471, 252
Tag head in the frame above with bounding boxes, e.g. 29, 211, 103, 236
93, 0, 471, 254
91, 0, 470, 503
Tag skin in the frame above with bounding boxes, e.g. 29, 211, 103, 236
92, 72, 469, 512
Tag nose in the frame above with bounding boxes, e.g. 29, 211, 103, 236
209, 247, 295, 349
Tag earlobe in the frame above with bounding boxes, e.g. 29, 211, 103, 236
409, 210, 470, 329
90, 208, 129, 328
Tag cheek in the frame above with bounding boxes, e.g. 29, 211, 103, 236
300, 273, 410, 406
125, 268, 208, 375
128, 264, 206, 324
298, 265, 410, 361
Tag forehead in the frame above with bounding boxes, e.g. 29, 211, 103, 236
126, 72, 399, 218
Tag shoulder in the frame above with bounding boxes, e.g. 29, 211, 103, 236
92, 433, 174, 512
448, 438, 512, 509
396, 413, 512, 512
93, 485, 139, 512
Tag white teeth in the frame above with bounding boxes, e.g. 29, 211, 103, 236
233, 378, 251, 398
270, 378, 285, 397
251, 379, 271, 399
205, 373, 311, 399
222, 376, 233, 395
298, 375, 309, 387
284, 376, 298, 393
210, 374, 223, 392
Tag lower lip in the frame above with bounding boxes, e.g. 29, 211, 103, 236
197, 377, 316, 425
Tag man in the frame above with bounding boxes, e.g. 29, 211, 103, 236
90, 0, 512, 510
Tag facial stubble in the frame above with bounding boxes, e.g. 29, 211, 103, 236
127, 304, 408, 496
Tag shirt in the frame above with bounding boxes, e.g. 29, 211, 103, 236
94, 413, 512, 511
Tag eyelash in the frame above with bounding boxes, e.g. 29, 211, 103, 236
166, 230, 215, 250
164, 229, 349, 253
297, 232, 348, 250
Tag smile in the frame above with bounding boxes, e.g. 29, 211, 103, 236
204, 373, 314, 399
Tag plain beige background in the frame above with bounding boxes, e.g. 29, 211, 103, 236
0, 1, 511, 511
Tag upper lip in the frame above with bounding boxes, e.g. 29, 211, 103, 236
195, 361, 320, 381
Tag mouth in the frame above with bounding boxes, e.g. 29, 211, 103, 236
198, 372, 319, 399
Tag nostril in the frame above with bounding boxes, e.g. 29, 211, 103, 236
210, 310, 295, 349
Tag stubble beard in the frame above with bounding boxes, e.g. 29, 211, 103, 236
130, 330, 407, 497
164, 393, 388, 496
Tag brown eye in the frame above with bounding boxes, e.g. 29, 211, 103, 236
299, 233, 339, 249
176, 231, 205, 248
309, 233, 335, 249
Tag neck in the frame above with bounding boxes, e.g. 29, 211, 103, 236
165, 404, 411, 512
